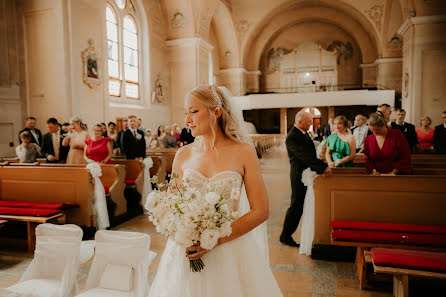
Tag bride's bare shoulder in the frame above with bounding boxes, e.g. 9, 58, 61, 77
231, 142, 256, 157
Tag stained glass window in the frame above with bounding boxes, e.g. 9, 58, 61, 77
115, 0, 126, 9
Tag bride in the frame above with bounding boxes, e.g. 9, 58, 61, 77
148, 85, 283, 297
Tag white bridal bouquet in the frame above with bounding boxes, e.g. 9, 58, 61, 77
145, 173, 240, 272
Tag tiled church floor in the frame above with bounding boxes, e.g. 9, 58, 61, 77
0, 146, 443, 296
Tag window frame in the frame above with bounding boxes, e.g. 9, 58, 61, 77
105, 0, 142, 102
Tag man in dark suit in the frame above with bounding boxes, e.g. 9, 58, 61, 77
280, 110, 332, 247
122, 115, 146, 160
41, 118, 64, 163
117, 119, 128, 152
434, 111, 446, 154
19, 116, 42, 146
391, 108, 418, 153
323, 117, 334, 139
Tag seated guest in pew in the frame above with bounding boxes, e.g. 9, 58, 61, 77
363, 112, 413, 175
63, 116, 90, 164
325, 115, 356, 168
434, 111, 446, 154
391, 108, 418, 153
415, 115, 435, 153
162, 126, 178, 148
41, 117, 64, 163
19, 116, 42, 147
122, 115, 146, 160
84, 124, 113, 164
16, 131, 42, 163
377, 103, 392, 126
179, 125, 195, 146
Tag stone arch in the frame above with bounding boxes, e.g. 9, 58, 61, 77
209, 2, 239, 69
241, 0, 381, 71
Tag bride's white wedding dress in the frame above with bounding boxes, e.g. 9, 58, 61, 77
148, 168, 283, 297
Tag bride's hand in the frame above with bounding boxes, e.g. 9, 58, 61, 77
185, 244, 210, 260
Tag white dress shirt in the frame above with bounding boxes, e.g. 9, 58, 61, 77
353, 125, 368, 150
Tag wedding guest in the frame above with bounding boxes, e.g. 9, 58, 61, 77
145, 129, 153, 148
149, 134, 159, 148
61, 122, 70, 134
351, 114, 369, 153
391, 108, 418, 153
117, 118, 128, 152
323, 117, 334, 139
137, 118, 146, 134
280, 110, 331, 247
162, 126, 177, 148
325, 115, 356, 168
19, 116, 42, 146
416, 116, 435, 153
16, 131, 42, 163
434, 111, 446, 154
41, 118, 63, 163
157, 125, 166, 141
122, 115, 146, 160
363, 112, 412, 175
84, 124, 112, 164
377, 103, 392, 126
180, 125, 195, 146
100, 122, 108, 137
172, 123, 181, 141
63, 116, 90, 164
107, 122, 118, 152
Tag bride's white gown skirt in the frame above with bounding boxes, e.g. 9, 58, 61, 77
148, 232, 282, 297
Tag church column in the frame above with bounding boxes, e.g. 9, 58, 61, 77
166, 38, 213, 124
398, 15, 446, 124
360, 63, 377, 88
216, 68, 246, 96
375, 58, 403, 94
280, 108, 287, 135
245, 70, 262, 94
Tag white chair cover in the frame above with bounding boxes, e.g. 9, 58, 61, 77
299, 168, 317, 256
87, 163, 110, 230
6, 224, 83, 297
142, 157, 153, 214
77, 230, 156, 297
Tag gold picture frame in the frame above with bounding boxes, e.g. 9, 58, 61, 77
82, 39, 101, 89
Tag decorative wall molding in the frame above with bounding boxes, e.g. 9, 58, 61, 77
387, 36, 403, 49
169, 10, 186, 29
219, 68, 247, 74
246, 70, 262, 76
365, 5, 384, 31
359, 63, 377, 68
398, 15, 446, 36
375, 57, 403, 64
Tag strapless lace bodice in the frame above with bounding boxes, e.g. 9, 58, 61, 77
183, 168, 243, 212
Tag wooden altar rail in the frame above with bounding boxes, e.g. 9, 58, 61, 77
0, 166, 95, 227
313, 174, 446, 245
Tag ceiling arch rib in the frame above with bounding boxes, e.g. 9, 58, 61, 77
245, 6, 379, 71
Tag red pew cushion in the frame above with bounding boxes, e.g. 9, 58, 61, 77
332, 229, 446, 248
372, 248, 446, 273
0, 200, 77, 210
0, 207, 61, 217
104, 186, 110, 194
124, 179, 135, 184
331, 220, 446, 235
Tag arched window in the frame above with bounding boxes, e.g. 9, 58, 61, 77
105, 0, 140, 100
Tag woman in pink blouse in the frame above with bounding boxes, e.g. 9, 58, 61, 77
84, 124, 113, 164
363, 112, 412, 175
415, 116, 435, 153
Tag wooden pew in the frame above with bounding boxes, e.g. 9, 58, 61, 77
331, 167, 446, 175
313, 174, 446, 246
353, 154, 446, 168
146, 148, 177, 182
0, 166, 95, 227
5, 163, 127, 217
111, 159, 144, 195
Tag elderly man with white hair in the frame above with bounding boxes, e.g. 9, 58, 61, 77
351, 114, 369, 153
279, 110, 331, 247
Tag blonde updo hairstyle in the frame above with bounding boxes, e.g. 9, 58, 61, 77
186, 85, 245, 149
70, 116, 88, 131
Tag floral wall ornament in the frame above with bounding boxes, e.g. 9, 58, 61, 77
387, 36, 403, 49
81, 39, 101, 89
170, 10, 185, 29
326, 41, 354, 65
237, 20, 249, 41
365, 5, 384, 31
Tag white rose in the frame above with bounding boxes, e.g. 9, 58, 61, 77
220, 221, 232, 238
205, 192, 220, 205
220, 204, 229, 215
200, 229, 220, 250
174, 226, 195, 247
230, 188, 240, 200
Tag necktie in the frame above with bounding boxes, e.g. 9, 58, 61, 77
134, 130, 137, 138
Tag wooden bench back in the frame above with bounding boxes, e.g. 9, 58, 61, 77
0, 166, 94, 226
332, 167, 446, 175
313, 174, 446, 245
146, 149, 177, 178
111, 159, 142, 180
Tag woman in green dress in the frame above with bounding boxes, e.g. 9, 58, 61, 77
325, 115, 356, 168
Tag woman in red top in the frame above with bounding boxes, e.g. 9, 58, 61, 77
415, 116, 435, 153
363, 112, 412, 175
84, 124, 113, 164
